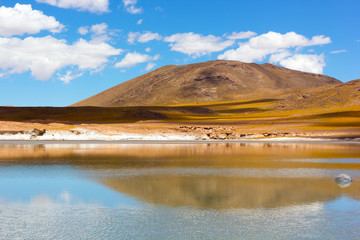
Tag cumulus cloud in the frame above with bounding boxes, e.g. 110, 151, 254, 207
145, 62, 156, 71
249, 32, 330, 50
145, 47, 151, 52
164, 32, 234, 57
0, 36, 122, 81
122, 0, 143, 14
269, 50, 291, 63
219, 31, 330, 62
138, 32, 162, 43
89, 23, 110, 43
330, 49, 347, 54
127, 31, 162, 44
115, 52, 159, 68
277, 54, 325, 74
35, 0, 109, 13
226, 31, 257, 40
218, 31, 331, 73
78, 26, 89, 35
0, 4, 64, 37
137, 19, 143, 25
77, 23, 112, 43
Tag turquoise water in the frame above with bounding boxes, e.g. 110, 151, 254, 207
0, 142, 360, 239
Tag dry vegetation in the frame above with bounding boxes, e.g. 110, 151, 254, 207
1, 84, 360, 139
1, 61, 359, 139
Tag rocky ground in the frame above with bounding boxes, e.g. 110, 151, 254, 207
1, 120, 359, 141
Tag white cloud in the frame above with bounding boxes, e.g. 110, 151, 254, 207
123, 0, 137, 5
0, 4, 64, 37
115, 52, 159, 68
219, 31, 331, 63
90, 23, 107, 36
58, 71, 83, 84
218, 31, 331, 73
122, 0, 143, 14
126, 5, 143, 14
219, 44, 270, 62
36, 0, 109, 13
226, 31, 257, 40
330, 49, 347, 54
145, 47, 151, 52
277, 54, 325, 74
269, 50, 291, 63
90, 23, 110, 43
138, 32, 162, 43
248, 32, 330, 50
77, 23, 111, 43
127, 31, 162, 44
164, 32, 234, 57
78, 26, 89, 35
127, 32, 139, 44
137, 19, 143, 25
145, 62, 156, 71
0, 36, 122, 81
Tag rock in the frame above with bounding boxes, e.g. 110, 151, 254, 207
335, 174, 353, 188
29, 128, 46, 139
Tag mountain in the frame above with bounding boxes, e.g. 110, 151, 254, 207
276, 79, 360, 110
72, 60, 341, 107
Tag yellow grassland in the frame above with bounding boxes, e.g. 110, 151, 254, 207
1, 79, 360, 138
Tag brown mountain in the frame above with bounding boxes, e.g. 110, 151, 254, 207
277, 79, 360, 110
73, 60, 340, 107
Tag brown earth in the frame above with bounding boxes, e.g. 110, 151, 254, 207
1, 62, 359, 140
1, 80, 359, 139
72, 60, 340, 107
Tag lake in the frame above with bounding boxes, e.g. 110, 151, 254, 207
0, 141, 360, 239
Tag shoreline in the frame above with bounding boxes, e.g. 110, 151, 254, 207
1, 120, 360, 144
1, 138, 360, 145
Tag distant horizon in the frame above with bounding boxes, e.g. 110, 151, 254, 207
1, 0, 359, 106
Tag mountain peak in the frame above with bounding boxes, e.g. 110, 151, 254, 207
73, 60, 341, 107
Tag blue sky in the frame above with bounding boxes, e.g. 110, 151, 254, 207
0, 0, 359, 106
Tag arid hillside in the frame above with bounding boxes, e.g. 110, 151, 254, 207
73, 60, 340, 107
1, 63, 359, 140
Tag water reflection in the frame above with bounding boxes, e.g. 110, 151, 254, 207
1, 142, 360, 209
0, 142, 360, 239
1, 142, 360, 169
98, 172, 360, 209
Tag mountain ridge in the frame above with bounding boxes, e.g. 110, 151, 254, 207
72, 60, 341, 107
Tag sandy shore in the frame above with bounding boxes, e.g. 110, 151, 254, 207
1, 120, 360, 142
1, 139, 360, 146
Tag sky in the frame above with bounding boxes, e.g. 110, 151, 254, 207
0, 0, 359, 106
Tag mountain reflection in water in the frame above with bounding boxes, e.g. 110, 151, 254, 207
1, 142, 359, 209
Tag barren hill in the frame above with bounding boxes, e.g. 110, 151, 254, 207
73, 60, 340, 107
277, 79, 360, 110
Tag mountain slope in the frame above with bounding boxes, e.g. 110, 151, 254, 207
73, 60, 340, 107
276, 79, 360, 110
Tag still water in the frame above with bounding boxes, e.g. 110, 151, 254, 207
0, 142, 360, 239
